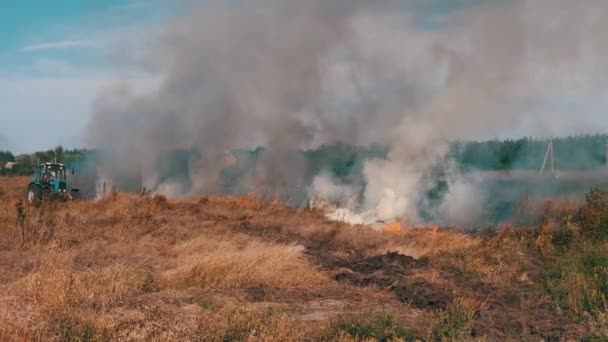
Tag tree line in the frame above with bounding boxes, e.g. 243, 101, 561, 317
451, 134, 608, 172
1, 134, 607, 177
0, 147, 89, 176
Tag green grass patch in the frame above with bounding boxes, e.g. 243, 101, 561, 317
329, 312, 420, 341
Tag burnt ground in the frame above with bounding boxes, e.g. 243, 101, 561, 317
230, 216, 586, 340
332, 252, 449, 310
233, 219, 450, 310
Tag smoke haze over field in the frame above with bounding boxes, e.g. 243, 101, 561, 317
87, 0, 608, 225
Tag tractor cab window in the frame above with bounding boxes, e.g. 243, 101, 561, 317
36, 164, 67, 182
43, 168, 53, 182
47, 166, 66, 181
34, 166, 45, 182
57, 168, 66, 180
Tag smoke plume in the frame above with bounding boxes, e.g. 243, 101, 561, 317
87, 0, 608, 225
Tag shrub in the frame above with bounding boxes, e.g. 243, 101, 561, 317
577, 188, 608, 240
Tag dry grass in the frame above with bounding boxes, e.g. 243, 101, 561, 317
163, 238, 329, 290
380, 225, 480, 259
0, 176, 597, 340
0, 177, 376, 341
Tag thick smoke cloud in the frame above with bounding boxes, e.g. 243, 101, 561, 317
87, 0, 608, 224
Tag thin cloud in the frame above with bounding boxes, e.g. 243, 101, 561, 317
20, 40, 96, 52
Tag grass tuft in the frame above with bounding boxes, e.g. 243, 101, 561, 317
329, 312, 420, 341
431, 298, 476, 342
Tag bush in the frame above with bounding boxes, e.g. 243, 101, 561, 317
577, 189, 608, 240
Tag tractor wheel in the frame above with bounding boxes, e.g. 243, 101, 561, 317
27, 184, 42, 204
41, 187, 51, 201
70, 190, 80, 201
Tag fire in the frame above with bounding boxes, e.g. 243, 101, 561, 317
382, 221, 405, 233
381, 221, 441, 233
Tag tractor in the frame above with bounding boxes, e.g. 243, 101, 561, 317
27, 163, 79, 203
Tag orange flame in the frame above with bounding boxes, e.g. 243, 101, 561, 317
382, 221, 441, 234
382, 221, 404, 233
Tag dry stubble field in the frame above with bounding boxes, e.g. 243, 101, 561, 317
0, 176, 601, 341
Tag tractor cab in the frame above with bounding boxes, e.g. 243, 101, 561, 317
33, 163, 67, 187
27, 163, 78, 203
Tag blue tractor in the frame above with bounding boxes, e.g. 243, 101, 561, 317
27, 163, 79, 203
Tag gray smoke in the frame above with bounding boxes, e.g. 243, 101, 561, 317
87, 0, 608, 224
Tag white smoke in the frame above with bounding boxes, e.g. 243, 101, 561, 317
87, 0, 608, 225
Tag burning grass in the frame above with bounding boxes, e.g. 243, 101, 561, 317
0, 176, 607, 340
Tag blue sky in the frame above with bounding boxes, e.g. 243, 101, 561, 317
0, 0, 182, 153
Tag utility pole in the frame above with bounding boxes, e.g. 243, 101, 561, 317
605, 141, 608, 169
540, 140, 555, 175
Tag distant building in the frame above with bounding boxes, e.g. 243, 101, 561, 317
4, 162, 19, 169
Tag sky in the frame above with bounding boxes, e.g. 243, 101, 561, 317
2, 0, 608, 154
0, 0, 494, 154
0, 0, 182, 153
